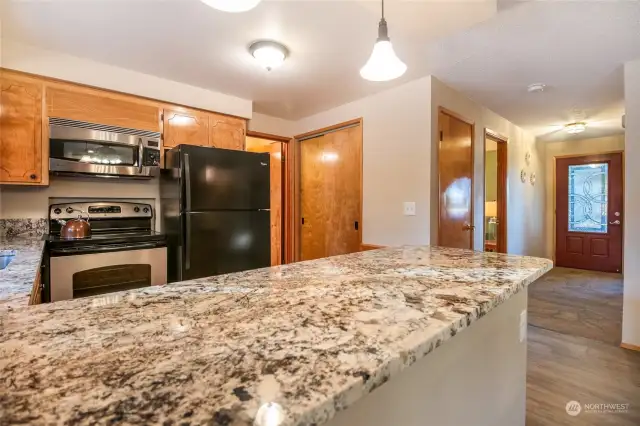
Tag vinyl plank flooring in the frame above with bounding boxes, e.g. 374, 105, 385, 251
526, 267, 640, 426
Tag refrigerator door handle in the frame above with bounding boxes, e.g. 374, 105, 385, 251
185, 214, 191, 271
184, 152, 192, 211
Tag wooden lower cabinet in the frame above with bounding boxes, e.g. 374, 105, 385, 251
0, 73, 47, 185
209, 113, 246, 151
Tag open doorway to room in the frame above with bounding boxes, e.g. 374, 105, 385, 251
245, 131, 289, 266
483, 130, 508, 253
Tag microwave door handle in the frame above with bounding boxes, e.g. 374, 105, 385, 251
138, 139, 144, 174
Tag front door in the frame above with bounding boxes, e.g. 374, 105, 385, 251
438, 110, 474, 249
556, 153, 623, 272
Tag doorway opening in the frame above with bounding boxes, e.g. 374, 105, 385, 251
438, 108, 474, 249
555, 152, 623, 273
290, 119, 363, 262
246, 131, 290, 266
483, 130, 508, 253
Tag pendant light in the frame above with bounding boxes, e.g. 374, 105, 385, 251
360, 0, 407, 82
200, 0, 261, 13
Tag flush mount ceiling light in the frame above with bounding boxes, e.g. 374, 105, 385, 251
200, 0, 261, 13
564, 122, 587, 134
249, 40, 289, 71
360, 0, 407, 82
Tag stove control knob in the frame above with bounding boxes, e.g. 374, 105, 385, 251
54, 208, 62, 215
133, 206, 140, 213
66, 207, 74, 214
143, 207, 150, 214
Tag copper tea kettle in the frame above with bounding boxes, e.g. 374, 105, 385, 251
57, 210, 91, 239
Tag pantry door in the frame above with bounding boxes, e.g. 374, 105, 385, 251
299, 123, 362, 261
555, 153, 623, 273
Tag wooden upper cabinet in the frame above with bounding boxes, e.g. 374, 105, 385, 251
162, 108, 209, 148
46, 87, 160, 132
208, 113, 246, 151
0, 74, 45, 184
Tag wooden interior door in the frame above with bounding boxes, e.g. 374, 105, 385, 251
438, 110, 474, 249
246, 137, 283, 266
300, 125, 362, 261
0, 74, 44, 184
556, 153, 623, 273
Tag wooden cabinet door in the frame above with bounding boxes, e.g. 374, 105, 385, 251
208, 113, 246, 150
47, 87, 159, 132
0, 75, 45, 184
163, 108, 209, 148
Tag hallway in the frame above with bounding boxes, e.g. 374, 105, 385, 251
526, 268, 640, 425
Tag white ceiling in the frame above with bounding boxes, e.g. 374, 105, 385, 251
2, 0, 639, 140
0, 0, 495, 119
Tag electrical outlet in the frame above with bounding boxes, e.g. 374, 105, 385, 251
519, 310, 527, 343
403, 202, 416, 216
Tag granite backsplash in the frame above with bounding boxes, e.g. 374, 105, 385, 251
0, 219, 48, 238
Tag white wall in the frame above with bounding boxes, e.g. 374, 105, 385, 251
1, 40, 252, 118
623, 59, 640, 347
430, 77, 545, 257
542, 135, 625, 260
0, 177, 161, 230
249, 112, 295, 137
294, 77, 432, 246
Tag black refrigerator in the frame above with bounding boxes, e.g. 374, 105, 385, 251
161, 145, 270, 282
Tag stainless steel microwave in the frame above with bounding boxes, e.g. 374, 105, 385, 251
49, 118, 161, 179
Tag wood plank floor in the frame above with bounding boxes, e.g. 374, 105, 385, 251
526, 267, 640, 425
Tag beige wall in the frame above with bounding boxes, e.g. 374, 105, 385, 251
1, 40, 252, 118
249, 113, 295, 137
623, 59, 640, 347
542, 134, 625, 260
431, 77, 545, 257
294, 77, 432, 246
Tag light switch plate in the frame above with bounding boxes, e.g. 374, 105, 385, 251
403, 202, 416, 216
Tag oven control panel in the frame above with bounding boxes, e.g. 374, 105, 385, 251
49, 202, 153, 220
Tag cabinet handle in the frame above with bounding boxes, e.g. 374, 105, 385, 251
29, 174, 37, 180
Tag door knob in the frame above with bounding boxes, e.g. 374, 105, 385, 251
609, 220, 621, 225
462, 223, 475, 231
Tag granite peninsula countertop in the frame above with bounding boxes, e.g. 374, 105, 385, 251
0, 246, 552, 426
0, 235, 46, 310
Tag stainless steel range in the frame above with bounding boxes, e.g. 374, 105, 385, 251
45, 201, 167, 302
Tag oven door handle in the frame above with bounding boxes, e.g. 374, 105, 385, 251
50, 242, 165, 255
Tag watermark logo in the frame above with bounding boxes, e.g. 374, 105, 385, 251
566, 400, 630, 416
566, 401, 582, 416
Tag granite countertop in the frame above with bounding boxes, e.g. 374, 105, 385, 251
0, 235, 46, 310
0, 246, 552, 426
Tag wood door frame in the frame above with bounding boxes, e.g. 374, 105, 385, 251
288, 118, 363, 263
437, 107, 475, 249
483, 128, 508, 253
246, 131, 293, 265
553, 150, 625, 270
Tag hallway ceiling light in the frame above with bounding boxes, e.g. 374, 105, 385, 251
564, 122, 587, 134
527, 83, 546, 93
200, 0, 261, 13
360, 0, 407, 82
249, 40, 289, 71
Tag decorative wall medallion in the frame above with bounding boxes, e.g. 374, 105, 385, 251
520, 169, 527, 183
525, 151, 531, 166
530, 172, 536, 186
